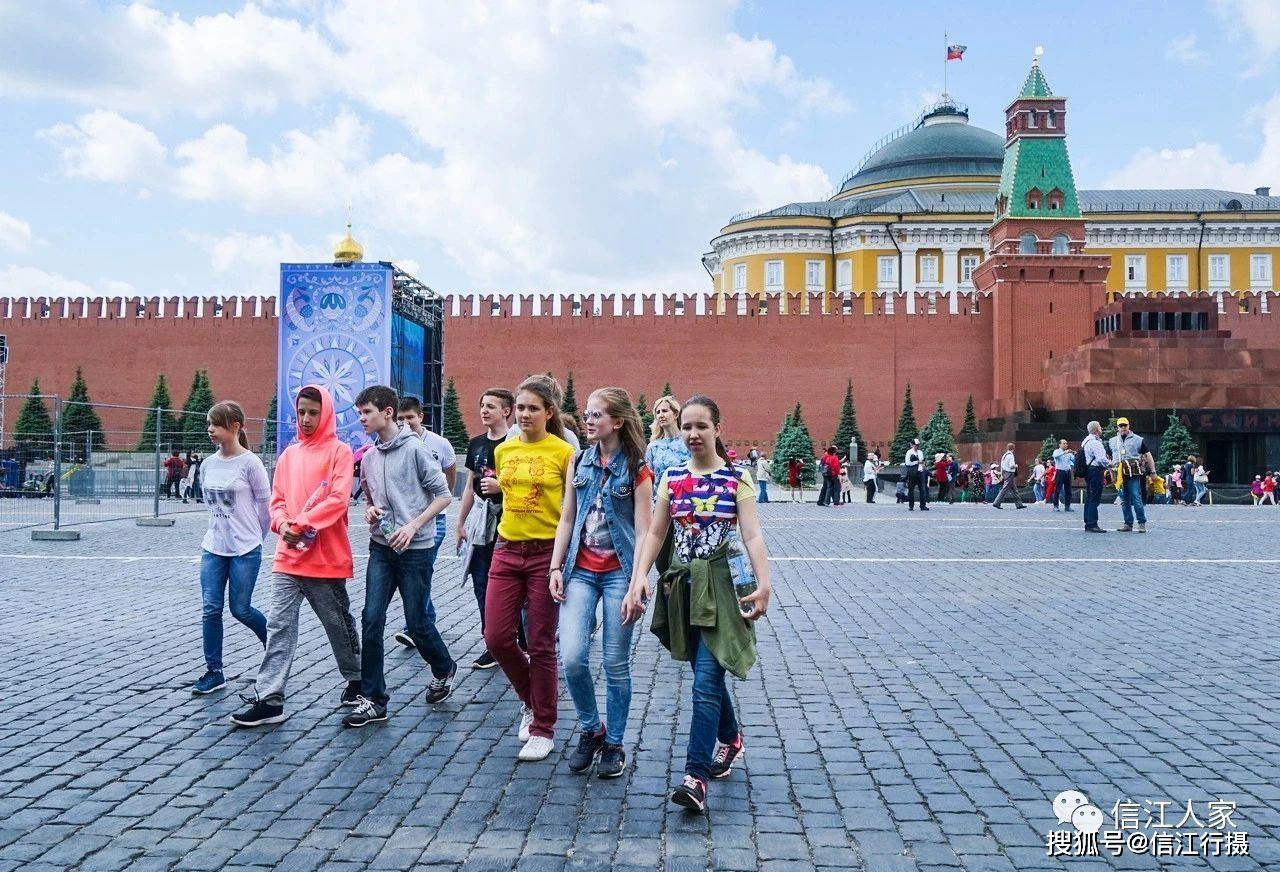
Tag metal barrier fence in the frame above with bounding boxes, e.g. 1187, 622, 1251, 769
0, 395, 277, 532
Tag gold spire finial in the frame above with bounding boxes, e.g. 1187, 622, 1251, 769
333, 218, 363, 263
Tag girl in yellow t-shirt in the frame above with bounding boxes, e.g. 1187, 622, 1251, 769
485, 374, 575, 763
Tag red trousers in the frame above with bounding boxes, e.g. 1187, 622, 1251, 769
484, 538, 559, 739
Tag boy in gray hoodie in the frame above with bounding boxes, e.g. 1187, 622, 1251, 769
345, 385, 457, 727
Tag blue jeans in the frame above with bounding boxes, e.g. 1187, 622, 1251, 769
200, 548, 268, 673
363, 541, 453, 707
559, 567, 633, 745
757, 480, 769, 503
1084, 466, 1104, 529
1119, 477, 1147, 526
1033, 482, 1045, 502
686, 633, 740, 780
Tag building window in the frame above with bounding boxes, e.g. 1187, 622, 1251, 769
805, 259, 824, 292
1052, 233, 1069, 254
1019, 232, 1037, 254
877, 256, 897, 286
1209, 254, 1229, 287
1027, 109, 1037, 128
1025, 187, 1041, 210
837, 259, 852, 292
1047, 108, 1057, 128
765, 259, 783, 291
1166, 254, 1188, 287
1251, 253, 1273, 287
733, 263, 746, 292
919, 255, 939, 284
961, 255, 980, 284
1125, 255, 1146, 288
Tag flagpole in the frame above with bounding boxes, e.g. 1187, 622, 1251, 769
943, 30, 948, 99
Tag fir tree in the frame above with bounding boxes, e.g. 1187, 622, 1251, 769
442, 378, 470, 455
13, 379, 53, 455
832, 379, 865, 462
636, 393, 653, 434
958, 394, 980, 442
136, 374, 179, 451
1102, 411, 1119, 442
888, 384, 919, 463
661, 381, 673, 399
919, 401, 955, 459
1038, 434, 1058, 462
562, 372, 579, 420
1158, 412, 1199, 473
62, 367, 105, 451
179, 370, 216, 450
260, 390, 279, 454
770, 407, 816, 486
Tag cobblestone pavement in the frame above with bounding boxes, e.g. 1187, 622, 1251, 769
1, 500, 1278, 871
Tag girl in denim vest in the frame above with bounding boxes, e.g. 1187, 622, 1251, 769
549, 388, 652, 778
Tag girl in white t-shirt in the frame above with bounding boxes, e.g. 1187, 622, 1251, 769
191, 401, 271, 695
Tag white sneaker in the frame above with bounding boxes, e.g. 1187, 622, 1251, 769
518, 735, 554, 762
517, 705, 534, 743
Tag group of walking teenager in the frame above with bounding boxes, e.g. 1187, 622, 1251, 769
191, 377, 772, 814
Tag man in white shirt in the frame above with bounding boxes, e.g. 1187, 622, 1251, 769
903, 438, 929, 511
755, 453, 771, 503
1031, 459, 1047, 503
1051, 439, 1076, 513
862, 453, 881, 503
992, 442, 1026, 509
1081, 421, 1111, 532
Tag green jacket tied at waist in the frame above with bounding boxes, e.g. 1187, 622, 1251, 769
650, 541, 757, 680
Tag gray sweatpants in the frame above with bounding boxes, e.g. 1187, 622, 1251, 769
254, 572, 361, 705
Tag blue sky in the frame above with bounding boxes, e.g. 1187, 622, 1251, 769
0, 0, 1277, 298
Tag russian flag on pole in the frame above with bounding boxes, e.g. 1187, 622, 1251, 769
946, 43, 966, 61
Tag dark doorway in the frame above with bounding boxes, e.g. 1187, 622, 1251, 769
1203, 436, 1259, 485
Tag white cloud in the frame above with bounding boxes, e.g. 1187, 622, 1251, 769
0, 212, 33, 253
19, 1, 848, 292
1165, 34, 1207, 65
1104, 94, 1280, 191
187, 230, 328, 295
0, 265, 95, 298
1211, 0, 1280, 74
38, 110, 167, 183
0, 1, 336, 114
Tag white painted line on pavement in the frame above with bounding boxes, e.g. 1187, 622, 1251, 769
771, 557, 1280, 563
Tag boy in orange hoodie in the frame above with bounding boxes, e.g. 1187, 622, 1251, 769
232, 385, 362, 727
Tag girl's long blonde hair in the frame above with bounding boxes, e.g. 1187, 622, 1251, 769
589, 388, 646, 477
648, 394, 681, 442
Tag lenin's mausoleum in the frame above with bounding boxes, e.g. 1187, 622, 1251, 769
4, 60, 1280, 481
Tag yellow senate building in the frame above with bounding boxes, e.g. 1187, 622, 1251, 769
702, 93, 1280, 313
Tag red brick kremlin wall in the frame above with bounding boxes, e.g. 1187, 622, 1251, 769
3, 290, 1278, 452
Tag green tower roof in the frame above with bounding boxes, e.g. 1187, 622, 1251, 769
1020, 59, 1053, 98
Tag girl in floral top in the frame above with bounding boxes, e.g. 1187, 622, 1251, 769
623, 395, 771, 815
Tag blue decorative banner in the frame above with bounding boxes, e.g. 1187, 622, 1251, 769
277, 263, 392, 453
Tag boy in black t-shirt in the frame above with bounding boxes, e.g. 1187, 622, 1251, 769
455, 388, 518, 669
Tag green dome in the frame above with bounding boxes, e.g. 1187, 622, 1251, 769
840, 104, 1004, 194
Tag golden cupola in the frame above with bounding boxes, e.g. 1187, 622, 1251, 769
333, 222, 364, 263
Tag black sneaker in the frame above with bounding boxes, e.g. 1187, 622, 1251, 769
340, 681, 362, 706
425, 661, 457, 705
597, 743, 626, 779
342, 696, 387, 728
472, 651, 498, 670
394, 630, 416, 649
670, 775, 707, 813
568, 727, 606, 773
230, 696, 286, 727
709, 733, 745, 778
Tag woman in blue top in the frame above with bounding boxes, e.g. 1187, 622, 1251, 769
644, 395, 689, 572
549, 387, 652, 779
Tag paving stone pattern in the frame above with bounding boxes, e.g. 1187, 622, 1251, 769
0, 501, 1277, 870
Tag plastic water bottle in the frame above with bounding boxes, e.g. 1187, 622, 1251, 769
726, 531, 757, 616
378, 508, 396, 539
295, 480, 329, 551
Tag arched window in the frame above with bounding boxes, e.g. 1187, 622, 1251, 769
1052, 233, 1070, 254
1028, 110, 1038, 128
1048, 109, 1057, 128
1047, 187, 1064, 212
1025, 187, 1042, 211
1019, 232, 1037, 254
